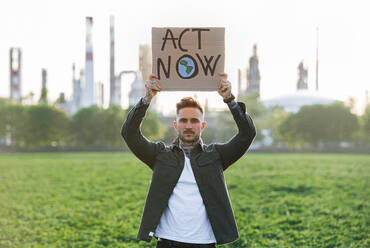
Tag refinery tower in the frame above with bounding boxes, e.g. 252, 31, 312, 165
81, 16, 95, 108
109, 16, 120, 106
9, 48, 22, 103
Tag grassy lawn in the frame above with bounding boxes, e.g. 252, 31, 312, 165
0, 152, 369, 247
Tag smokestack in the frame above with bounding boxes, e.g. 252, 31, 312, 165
109, 15, 116, 105
41, 68, 47, 90
72, 63, 76, 81
71, 63, 81, 113
39, 68, 48, 104
9, 48, 22, 103
83, 16, 95, 107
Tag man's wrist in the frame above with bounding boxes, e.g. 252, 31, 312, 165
144, 95, 152, 104
223, 94, 232, 100
223, 93, 235, 103
142, 96, 152, 105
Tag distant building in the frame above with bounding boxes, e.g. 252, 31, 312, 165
96, 81, 104, 107
238, 44, 261, 97
56, 92, 68, 113
69, 65, 83, 115
129, 72, 145, 106
81, 16, 95, 108
9, 48, 22, 103
39, 68, 48, 104
261, 46, 336, 113
67, 17, 105, 115
127, 44, 159, 110
246, 44, 261, 95
41, 69, 47, 91
263, 91, 337, 113
297, 61, 308, 90
109, 16, 120, 106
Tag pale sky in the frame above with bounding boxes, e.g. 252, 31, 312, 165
0, 0, 369, 114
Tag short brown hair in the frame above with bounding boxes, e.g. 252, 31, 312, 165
176, 97, 204, 115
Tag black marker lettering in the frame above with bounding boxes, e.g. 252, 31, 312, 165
161, 29, 178, 51
178, 28, 190, 52
196, 53, 221, 76
157, 56, 171, 79
192, 28, 210, 49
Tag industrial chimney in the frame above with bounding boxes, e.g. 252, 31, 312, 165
82, 16, 95, 107
9, 48, 22, 103
109, 15, 117, 106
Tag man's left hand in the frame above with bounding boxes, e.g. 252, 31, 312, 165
218, 73, 232, 99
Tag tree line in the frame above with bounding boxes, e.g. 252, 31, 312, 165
0, 96, 369, 151
237, 93, 370, 149
0, 98, 165, 150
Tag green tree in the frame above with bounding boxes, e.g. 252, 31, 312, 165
38, 88, 48, 104
238, 93, 266, 142
278, 112, 304, 148
70, 106, 104, 147
99, 105, 126, 147
238, 93, 267, 119
0, 98, 28, 146
71, 105, 166, 148
262, 106, 289, 146
141, 111, 167, 141
163, 127, 177, 144
278, 102, 359, 148
0, 98, 12, 138
23, 105, 69, 148
359, 104, 370, 143
212, 110, 238, 143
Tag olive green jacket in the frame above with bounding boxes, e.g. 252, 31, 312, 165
121, 98, 256, 245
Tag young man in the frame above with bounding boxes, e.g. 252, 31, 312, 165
121, 74, 256, 247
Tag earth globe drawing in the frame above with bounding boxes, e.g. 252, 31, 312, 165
177, 55, 198, 79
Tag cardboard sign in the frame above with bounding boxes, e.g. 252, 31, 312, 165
152, 27, 225, 91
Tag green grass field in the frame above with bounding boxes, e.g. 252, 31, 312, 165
0, 152, 369, 247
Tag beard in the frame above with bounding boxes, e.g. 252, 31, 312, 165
179, 131, 200, 144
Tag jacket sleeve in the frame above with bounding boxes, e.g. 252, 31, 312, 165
121, 97, 165, 170
214, 100, 257, 171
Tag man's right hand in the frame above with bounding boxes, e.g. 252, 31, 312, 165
144, 75, 161, 102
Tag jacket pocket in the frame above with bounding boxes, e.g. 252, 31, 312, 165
197, 153, 220, 167
197, 153, 225, 183
154, 153, 178, 168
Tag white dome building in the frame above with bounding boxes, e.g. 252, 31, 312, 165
129, 72, 146, 106
262, 90, 338, 113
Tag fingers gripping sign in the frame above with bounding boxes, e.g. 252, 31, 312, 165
145, 75, 161, 102
218, 73, 232, 99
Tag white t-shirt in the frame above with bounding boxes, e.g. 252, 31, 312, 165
154, 153, 216, 244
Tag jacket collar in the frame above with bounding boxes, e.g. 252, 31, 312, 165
170, 137, 204, 153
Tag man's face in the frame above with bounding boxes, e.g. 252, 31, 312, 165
174, 107, 206, 145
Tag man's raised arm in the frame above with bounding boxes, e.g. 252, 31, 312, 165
121, 75, 164, 170
214, 73, 257, 171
